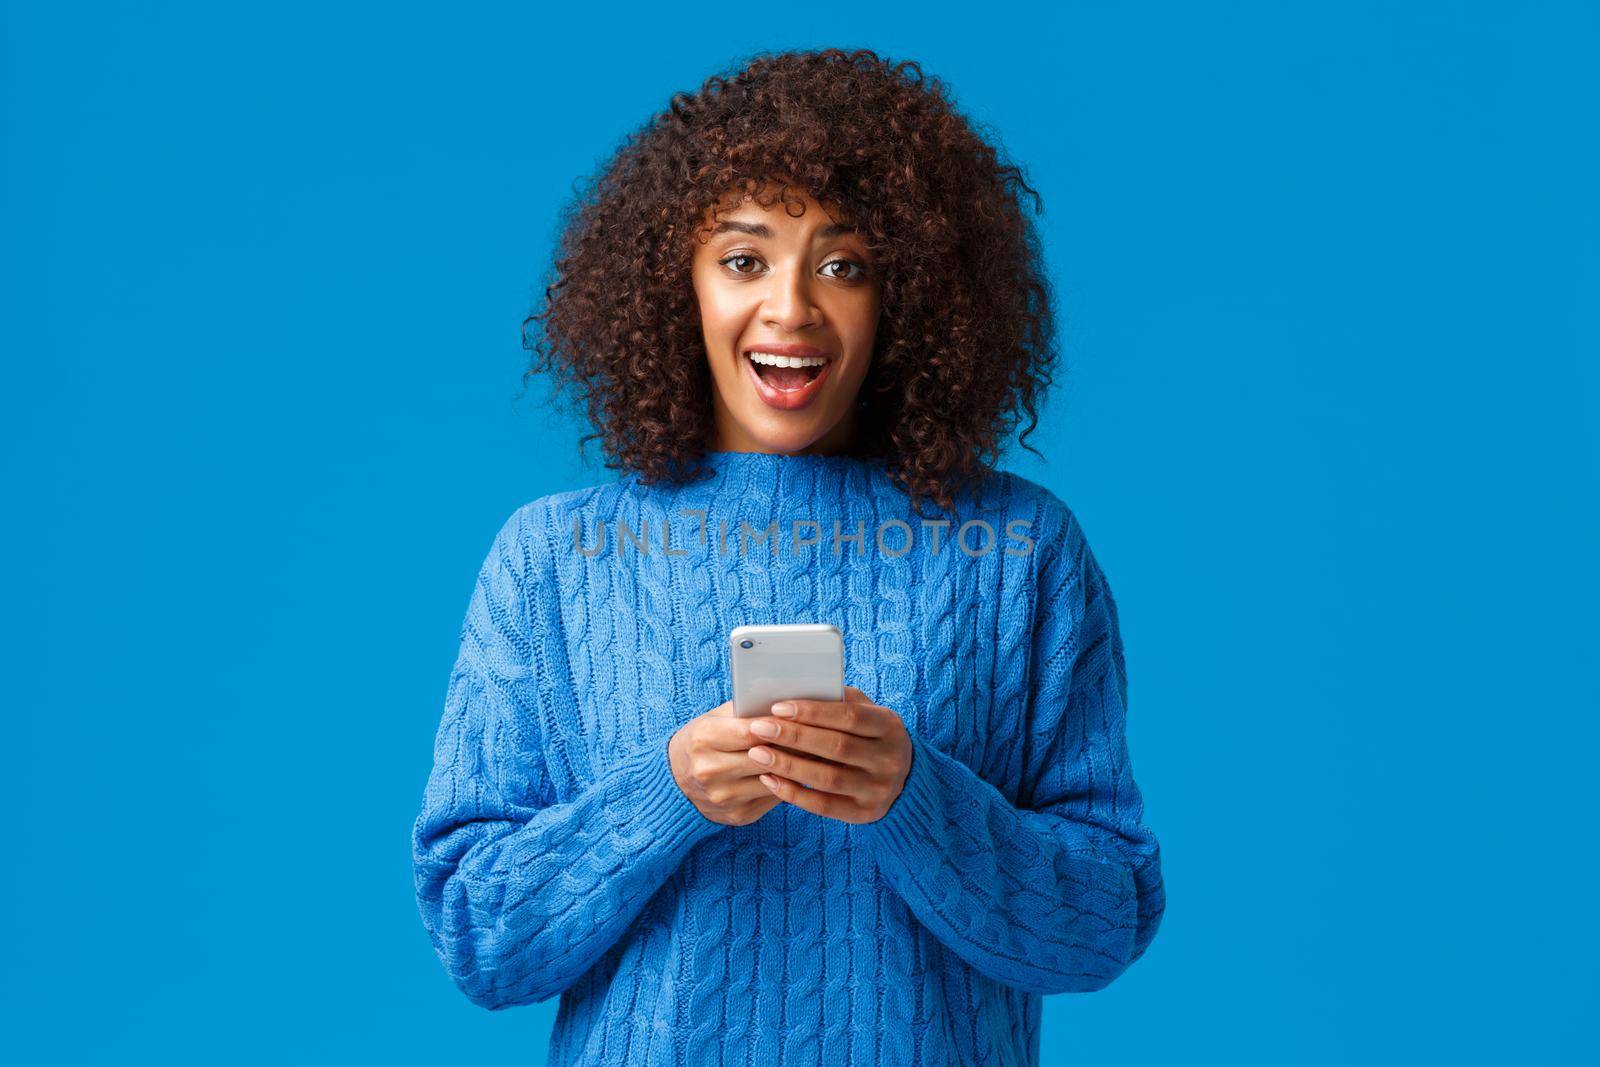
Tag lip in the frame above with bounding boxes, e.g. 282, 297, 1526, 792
745, 342, 833, 359
742, 347, 834, 411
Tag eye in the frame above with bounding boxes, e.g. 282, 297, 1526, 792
822, 258, 869, 282
716, 253, 870, 282
719, 253, 764, 275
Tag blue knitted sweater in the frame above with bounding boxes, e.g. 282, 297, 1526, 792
411, 450, 1164, 1066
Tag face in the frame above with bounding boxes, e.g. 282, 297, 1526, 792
690, 182, 881, 455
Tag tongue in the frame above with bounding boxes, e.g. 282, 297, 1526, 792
757, 363, 815, 391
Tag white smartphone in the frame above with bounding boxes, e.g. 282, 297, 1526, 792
729, 623, 844, 718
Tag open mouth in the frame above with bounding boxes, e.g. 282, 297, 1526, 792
743, 350, 833, 411
748, 353, 826, 390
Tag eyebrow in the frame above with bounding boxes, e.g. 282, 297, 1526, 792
709, 220, 856, 239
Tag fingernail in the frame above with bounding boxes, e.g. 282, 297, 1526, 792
750, 720, 779, 738
749, 746, 773, 765
771, 702, 797, 717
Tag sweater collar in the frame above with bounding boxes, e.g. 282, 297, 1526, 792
697, 449, 884, 473
625, 448, 899, 518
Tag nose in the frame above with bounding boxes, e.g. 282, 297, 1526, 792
760, 260, 820, 332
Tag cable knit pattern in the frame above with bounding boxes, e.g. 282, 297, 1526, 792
411, 450, 1164, 1067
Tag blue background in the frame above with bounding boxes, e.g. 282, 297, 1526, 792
4, 2, 1595, 1062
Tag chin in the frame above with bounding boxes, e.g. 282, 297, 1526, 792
733, 410, 842, 454
746, 425, 823, 454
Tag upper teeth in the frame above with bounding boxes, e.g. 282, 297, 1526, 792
748, 352, 827, 368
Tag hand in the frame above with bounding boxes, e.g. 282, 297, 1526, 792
668, 700, 783, 826
748, 686, 914, 824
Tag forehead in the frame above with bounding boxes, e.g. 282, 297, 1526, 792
699, 184, 860, 240
706, 217, 857, 240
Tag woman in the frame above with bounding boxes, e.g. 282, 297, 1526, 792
412, 47, 1164, 1067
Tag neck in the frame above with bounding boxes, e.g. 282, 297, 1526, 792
711, 406, 862, 457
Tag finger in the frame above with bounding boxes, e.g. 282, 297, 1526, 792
711, 749, 785, 781
769, 697, 887, 738
747, 718, 880, 772
697, 716, 862, 757
701, 772, 791, 806
684, 748, 783, 786
758, 773, 864, 822
765, 740, 848, 767
696, 716, 783, 752
842, 686, 874, 704
689, 718, 856, 766
720, 774, 788, 802
747, 743, 873, 796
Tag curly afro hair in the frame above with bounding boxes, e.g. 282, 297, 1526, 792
521, 47, 1060, 516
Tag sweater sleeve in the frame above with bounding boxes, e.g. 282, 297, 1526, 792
410, 506, 722, 1010
860, 498, 1165, 995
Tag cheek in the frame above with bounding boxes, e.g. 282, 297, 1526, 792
694, 280, 753, 342
841, 306, 880, 362
834, 288, 880, 334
